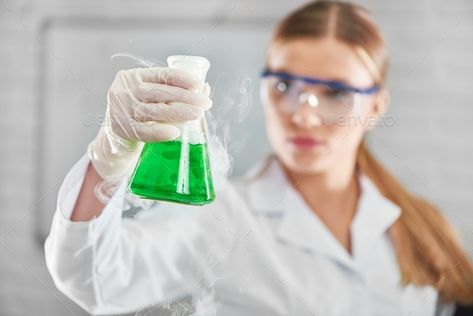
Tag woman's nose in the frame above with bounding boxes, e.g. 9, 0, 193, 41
290, 94, 323, 128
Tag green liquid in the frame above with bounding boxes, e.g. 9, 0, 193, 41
128, 140, 215, 205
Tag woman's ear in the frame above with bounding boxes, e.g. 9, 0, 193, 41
365, 88, 390, 131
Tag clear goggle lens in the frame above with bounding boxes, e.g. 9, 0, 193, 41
260, 70, 380, 124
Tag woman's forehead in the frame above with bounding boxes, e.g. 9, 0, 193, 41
267, 38, 374, 87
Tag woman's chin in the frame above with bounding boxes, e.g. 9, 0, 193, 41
281, 150, 330, 175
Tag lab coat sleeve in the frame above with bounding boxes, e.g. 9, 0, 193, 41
44, 153, 242, 315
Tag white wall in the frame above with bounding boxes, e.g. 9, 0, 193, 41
0, 0, 472, 314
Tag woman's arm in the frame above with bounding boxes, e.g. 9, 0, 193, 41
70, 162, 107, 222
44, 154, 241, 315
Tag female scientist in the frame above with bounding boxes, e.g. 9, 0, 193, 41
45, 1, 473, 315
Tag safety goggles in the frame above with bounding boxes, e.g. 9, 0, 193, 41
260, 69, 381, 124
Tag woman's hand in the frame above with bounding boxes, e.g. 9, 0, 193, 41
87, 67, 212, 182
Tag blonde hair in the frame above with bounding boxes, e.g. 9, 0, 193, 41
268, 0, 473, 304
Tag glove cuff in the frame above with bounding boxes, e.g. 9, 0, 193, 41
87, 127, 143, 182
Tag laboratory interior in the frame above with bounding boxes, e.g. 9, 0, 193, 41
1, 0, 473, 315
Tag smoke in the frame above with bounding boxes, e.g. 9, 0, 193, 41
110, 53, 164, 68
206, 72, 253, 191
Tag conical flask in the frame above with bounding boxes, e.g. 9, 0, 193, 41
128, 55, 215, 205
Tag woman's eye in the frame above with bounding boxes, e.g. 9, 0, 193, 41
325, 88, 350, 99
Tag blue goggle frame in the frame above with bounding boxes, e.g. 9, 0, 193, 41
261, 69, 381, 95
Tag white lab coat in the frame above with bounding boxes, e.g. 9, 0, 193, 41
45, 153, 456, 316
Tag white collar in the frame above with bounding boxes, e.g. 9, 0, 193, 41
243, 155, 402, 272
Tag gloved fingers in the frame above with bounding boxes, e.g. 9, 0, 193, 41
106, 67, 212, 144
133, 101, 205, 123
102, 125, 140, 154
108, 87, 138, 117
134, 81, 212, 109
137, 67, 202, 91
202, 82, 211, 98
110, 113, 180, 143
129, 121, 181, 142
108, 113, 139, 142
107, 90, 144, 141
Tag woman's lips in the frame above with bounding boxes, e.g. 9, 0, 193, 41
289, 136, 324, 149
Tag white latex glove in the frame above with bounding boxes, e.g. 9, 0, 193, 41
87, 67, 212, 182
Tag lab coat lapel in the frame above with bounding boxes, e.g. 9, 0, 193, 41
276, 185, 358, 270
244, 157, 356, 270
244, 155, 402, 271
351, 173, 402, 263
244, 155, 290, 216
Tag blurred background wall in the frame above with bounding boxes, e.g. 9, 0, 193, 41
0, 0, 472, 314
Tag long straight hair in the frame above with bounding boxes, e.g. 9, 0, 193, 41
268, 0, 473, 304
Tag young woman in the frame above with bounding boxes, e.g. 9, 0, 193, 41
45, 1, 473, 315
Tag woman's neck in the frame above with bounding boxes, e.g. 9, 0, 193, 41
282, 157, 361, 254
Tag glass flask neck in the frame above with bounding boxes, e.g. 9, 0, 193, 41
167, 55, 210, 92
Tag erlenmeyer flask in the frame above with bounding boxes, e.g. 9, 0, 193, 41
128, 55, 215, 205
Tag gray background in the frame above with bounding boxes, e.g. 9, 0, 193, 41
1, 0, 472, 314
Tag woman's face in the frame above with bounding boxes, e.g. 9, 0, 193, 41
262, 37, 387, 175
